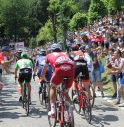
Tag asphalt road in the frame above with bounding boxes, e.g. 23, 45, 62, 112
0, 74, 124, 127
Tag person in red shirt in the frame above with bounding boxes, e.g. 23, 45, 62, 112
1, 46, 15, 74
40, 43, 75, 116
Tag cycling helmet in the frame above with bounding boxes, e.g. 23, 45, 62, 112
40, 48, 46, 55
85, 45, 90, 50
51, 43, 62, 51
79, 45, 86, 52
21, 52, 29, 59
2, 46, 10, 52
18, 48, 22, 53
71, 44, 79, 51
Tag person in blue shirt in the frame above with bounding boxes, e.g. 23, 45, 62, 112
34, 49, 52, 93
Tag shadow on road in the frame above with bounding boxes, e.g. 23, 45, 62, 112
91, 114, 118, 127
29, 106, 47, 118
91, 104, 119, 127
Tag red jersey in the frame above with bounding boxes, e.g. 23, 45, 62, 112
46, 52, 74, 68
0, 52, 4, 64
73, 50, 84, 60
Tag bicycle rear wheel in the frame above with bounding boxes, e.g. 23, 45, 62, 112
83, 98, 92, 124
25, 84, 29, 116
89, 82, 95, 108
63, 101, 74, 127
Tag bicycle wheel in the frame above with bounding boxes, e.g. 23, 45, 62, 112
25, 83, 29, 116
39, 82, 44, 105
63, 101, 74, 127
22, 86, 26, 109
47, 98, 57, 127
72, 89, 81, 114
83, 98, 92, 124
89, 82, 95, 108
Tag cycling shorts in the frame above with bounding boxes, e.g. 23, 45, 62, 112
37, 65, 52, 81
75, 62, 89, 82
18, 68, 32, 84
50, 64, 74, 90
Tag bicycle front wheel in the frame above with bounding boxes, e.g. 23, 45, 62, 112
47, 99, 57, 127
89, 82, 95, 108
72, 89, 81, 114
83, 98, 92, 124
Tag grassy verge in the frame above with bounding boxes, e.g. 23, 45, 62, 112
101, 57, 114, 97
101, 72, 114, 96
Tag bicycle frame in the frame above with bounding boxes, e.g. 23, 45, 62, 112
57, 80, 66, 124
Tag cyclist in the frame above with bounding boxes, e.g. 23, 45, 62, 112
16, 48, 22, 61
15, 52, 33, 103
70, 44, 91, 99
34, 49, 52, 93
40, 43, 75, 116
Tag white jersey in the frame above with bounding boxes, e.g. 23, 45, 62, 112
84, 53, 93, 72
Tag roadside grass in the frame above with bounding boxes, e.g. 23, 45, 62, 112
101, 72, 114, 97
101, 57, 114, 97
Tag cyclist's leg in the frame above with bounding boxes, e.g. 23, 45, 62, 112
37, 66, 44, 93
48, 67, 63, 116
18, 72, 24, 101
25, 72, 32, 99
82, 65, 92, 99
65, 65, 75, 103
72, 64, 80, 92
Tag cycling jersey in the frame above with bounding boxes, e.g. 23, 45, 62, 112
16, 59, 33, 70
46, 52, 75, 89
70, 50, 89, 82
35, 55, 52, 81
46, 52, 74, 68
0, 52, 4, 70
84, 53, 93, 72
35, 55, 46, 67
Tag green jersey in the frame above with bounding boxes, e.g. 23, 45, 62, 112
16, 59, 33, 70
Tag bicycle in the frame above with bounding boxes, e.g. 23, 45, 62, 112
47, 77, 74, 127
72, 73, 93, 124
15, 76, 31, 116
39, 80, 49, 107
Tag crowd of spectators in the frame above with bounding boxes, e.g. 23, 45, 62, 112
66, 11, 124, 105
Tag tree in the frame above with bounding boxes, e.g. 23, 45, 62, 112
36, 20, 53, 43
88, 0, 107, 24
107, 0, 117, 15
48, 0, 60, 43
69, 12, 87, 30
59, 0, 78, 49
0, 0, 29, 41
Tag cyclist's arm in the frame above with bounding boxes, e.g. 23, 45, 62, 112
15, 62, 19, 78
4, 53, 15, 64
40, 63, 49, 80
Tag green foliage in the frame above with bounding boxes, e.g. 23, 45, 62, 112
88, 0, 107, 24
0, 0, 123, 46
69, 12, 87, 30
48, 0, 60, 13
36, 20, 53, 42
0, 0, 29, 38
107, 0, 117, 15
